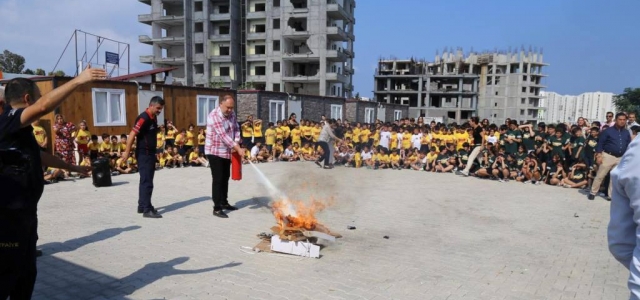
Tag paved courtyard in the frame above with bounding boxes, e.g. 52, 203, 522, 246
33, 162, 629, 300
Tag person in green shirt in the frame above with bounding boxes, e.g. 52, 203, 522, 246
570, 127, 585, 163
583, 127, 599, 168
504, 120, 522, 155
546, 127, 569, 160
519, 123, 536, 153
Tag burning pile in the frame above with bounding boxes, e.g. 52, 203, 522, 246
264, 196, 341, 244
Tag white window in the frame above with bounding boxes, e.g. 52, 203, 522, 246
364, 107, 375, 123
331, 104, 343, 120
92, 88, 126, 126
394, 110, 402, 121
197, 95, 219, 126
269, 100, 285, 123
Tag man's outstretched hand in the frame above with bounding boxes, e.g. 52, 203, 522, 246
76, 64, 107, 84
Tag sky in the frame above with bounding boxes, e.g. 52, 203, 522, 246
1, 0, 638, 98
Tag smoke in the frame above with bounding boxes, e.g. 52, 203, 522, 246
248, 161, 297, 217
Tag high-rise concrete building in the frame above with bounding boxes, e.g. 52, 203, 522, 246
541, 91, 616, 124
373, 47, 548, 125
138, 0, 356, 97
373, 57, 479, 123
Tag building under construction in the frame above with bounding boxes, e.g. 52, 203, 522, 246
374, 47, 548, 125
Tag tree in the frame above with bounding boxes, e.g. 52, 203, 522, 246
613, 88, 640, 114
0, 49, 26, 73
35, 68, 46, 75
48, 70, 66, 77
22, 69, 34, 75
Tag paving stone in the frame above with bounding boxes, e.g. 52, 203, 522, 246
32, 163, 629, 299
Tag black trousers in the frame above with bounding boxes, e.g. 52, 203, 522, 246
0, 211, 37, 300
138, 154, 156, 213
317, 141, 330, 166
207, 155, 231, 211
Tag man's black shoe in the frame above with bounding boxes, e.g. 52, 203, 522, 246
314, 161, 322, 168
587, 194, 595, 201
138, 207, 157, 214
143, 211, 163, 218
213, 210, 229, 218
223, 205, 238, 211
36, 249, 43, 257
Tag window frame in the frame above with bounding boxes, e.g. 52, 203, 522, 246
394, 110, 402, 121
196, 95, 220, 126
331, 104, 343, 120
364, 107, 375, 123
92, 88, 127, 127
269, 100, 286, 123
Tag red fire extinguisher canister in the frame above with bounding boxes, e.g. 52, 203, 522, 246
231, 151, 242, 181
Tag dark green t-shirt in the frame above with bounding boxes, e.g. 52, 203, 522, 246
522, 131, 535, 151
547, 135, 568, 158
504, 130, 522, 154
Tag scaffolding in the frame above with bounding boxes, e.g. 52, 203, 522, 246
52, 29, 130, 77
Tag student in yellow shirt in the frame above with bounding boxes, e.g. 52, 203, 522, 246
290, 124, 302, 147
352, 124, 361, 146
425, 146, 438, 172
360, 125, 371, 147
390, 129, 398, 150
301, 143, 315, 161
197, 128, 206, 154
372, 126, 381, 148
279, 122, 291, 146
354, 150, 362, 168
74, 120, 91, 161
420, 128, 432, 152
390, 149, 401, 169
188, 147, 208, 166
184, 124, 195, 152
241, 116, 254, 147
272, 139, 284, 161
165, 121, 177, 146
88, 135, 100, 160
312, 123, 321, 142
264, 122, 277, 152
275, 121, 284, 142
99, 134, 112, 156
175, 129, 186, 156
377, 148, 390, 169
253, 118, 264, 144
455, 127, 469, 150
115, 156, 133, 174
156, 126, 166, 155
301, 120, 313, 145
404, 149, 418, 169
401, 129, 412, 150
32, 119, 48, 151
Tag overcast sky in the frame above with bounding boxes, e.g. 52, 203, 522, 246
1, 0, 639, 98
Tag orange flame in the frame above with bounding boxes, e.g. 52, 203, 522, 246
271, 197, 333, 231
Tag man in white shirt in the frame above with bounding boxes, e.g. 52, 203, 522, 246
379, 126, 391, 150
411, 128, 422, 150
250, 142, 261, 159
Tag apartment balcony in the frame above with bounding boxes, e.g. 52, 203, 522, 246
326, 49, 347, 61
326, 26, 348, 41
210, 13, 231, 21
326, 72, 349, 84
210, 75, 232, 83
246, 11, 267, 20
209, 55, 232, 63
138, 35, 185, 47
282, 28, 311, 40
326, 3, 353, 22
344, 65, 354, 75
247, 75, 267, 83
281, 51, 319, 62
343, 48, 354, 58
429, 88, 476, 95
210, 34, 231, 41
344, 83, 353, 91
247, 32, 267, 41
373, 89, 419, 94
283, 73, 319, 82
138, 14, 184, 26
140, 55, 185, 65
346, 30, 355, 41
246, 54, 267, 62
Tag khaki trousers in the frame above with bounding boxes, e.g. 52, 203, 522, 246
590, 153, 621, 196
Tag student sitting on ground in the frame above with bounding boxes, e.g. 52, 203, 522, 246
562, 160, 588, 189
78, 156, 92, 178
188, 147, 209, 166
411, 151, 427, 171
171, 146, 185, 167
390, 149, 401, 170
545, 154, 566, 186
88, 134, 100, 161
44, 167, 66, 184
115, 155, 133, 174
281, 144, 297, 162
250, 142, 262, 163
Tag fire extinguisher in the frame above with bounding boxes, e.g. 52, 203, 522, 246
231, 151, 242, 181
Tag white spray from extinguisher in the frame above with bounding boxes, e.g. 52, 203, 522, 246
247, 161, 297, 217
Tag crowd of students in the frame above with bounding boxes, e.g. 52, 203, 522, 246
37, 111, 639, 200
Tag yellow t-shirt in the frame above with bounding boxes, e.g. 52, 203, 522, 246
361, 129, 371, 143
407, 154, 418, 163
253, 122, 263, 138
175, 133, 185, 145
265, 128, 276, 145
402, 132, 412, 149
274, 144, 284, 153
156, 132, 165, 149
198, 133, 205, 145
378, 154, 390, 164
241, 123, 253, 138
421, 133, 431, 145
100, 142, 111, 153
189, 152, 199, 161
275, 127, 284, 140
88, 141, 99, 151
185, 131, 195, 146
390, 133, 398, 149
116, 158, 127, 168
80, 159, 91, 167
455, 132, 468, 150
301, 126, 312, 137
373, 130, 380, 147
390, 153, 400, 163
74, 129, 91, 145
355, 152, 362, 168
312, 127, 321, 142
166, 129, 177, 140
32, 125, 47, 146
426, 153, 437, 164
302, 147, 313, 155
280, 126, 291, 139
291, 128, 302, 145
352, 128, 361, 143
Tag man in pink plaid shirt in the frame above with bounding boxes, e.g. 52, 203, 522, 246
205, 95, 245, 218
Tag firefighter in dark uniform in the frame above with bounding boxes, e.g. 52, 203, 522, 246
122, 96, 165, 219
0, 68, 104, 298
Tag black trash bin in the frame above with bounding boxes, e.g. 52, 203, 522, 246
92, 157, 112, 187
